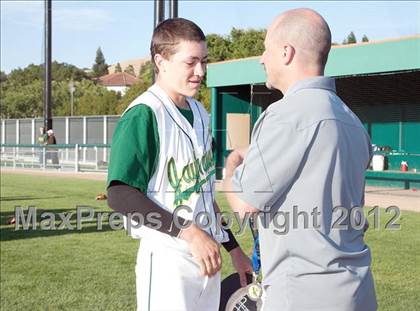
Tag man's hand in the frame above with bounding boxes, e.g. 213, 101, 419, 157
179, 224, 221, 277
225, 148, 247, 178
229, 247, 253, 287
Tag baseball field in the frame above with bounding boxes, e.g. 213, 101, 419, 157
1, 172, 419, 310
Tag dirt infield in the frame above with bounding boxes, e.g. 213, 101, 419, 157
364, 186, 420, 212
1, 168, 107, 181
2, 168, 419, 212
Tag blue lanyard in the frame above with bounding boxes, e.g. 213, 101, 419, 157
249, 217, 261, 275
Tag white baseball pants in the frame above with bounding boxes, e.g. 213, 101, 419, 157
136, 237, 220, 311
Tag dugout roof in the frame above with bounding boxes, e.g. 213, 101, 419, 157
207, 35, 420, 87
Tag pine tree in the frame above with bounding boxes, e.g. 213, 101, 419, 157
124, 64, 135, 76
115, 63, 122, 73
362, 35, 369, 42
92, 47, 109, 77
343, 32, 357, 45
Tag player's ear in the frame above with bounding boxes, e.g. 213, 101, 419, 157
154, 54, 167, 73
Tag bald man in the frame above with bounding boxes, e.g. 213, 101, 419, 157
224, 8, 377, 311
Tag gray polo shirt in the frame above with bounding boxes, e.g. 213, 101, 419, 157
232, 77, 377, 311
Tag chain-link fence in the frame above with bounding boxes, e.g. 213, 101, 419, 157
1, 144, 110, 172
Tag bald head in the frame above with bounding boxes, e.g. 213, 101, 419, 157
269, 8, 331, 69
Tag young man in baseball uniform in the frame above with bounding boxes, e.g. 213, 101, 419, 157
107, 18, 252, 311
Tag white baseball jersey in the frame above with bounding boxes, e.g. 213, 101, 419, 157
122, 84, 227, 246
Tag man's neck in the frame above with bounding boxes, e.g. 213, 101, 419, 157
156, 80, 189, 109
281, 70, 324, 94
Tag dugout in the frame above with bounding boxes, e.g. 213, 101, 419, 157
207, 36, 420, 188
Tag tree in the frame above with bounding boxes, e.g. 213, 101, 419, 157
206, 29, 266, 63
51, 61, 88, 81
92, 47, 109, 77
69, 79, 119, 116
0, 61, 122, 117
206, 34, 231, 62
0, 61, 92, 118
116, 80, 148, 114
115, 63, 122, 73
1, 80, 43, 118
229, 28, 266, 59
6, 64, 43, 86
0, 71, 6, 83
1, 65, 44, 118
343, 31, 357, 44
51, 80, 72, 116
362, 35, 369, 42
138, 61, 153, 86
5, 61, 87, 85
124, 64, 135, 76
197, 85, 211, 112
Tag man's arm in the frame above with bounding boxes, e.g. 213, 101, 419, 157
223, 148, 259, 219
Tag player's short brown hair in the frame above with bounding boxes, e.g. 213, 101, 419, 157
150, 18, 206, 73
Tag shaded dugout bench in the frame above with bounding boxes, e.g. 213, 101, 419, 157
206, 36, 420, 188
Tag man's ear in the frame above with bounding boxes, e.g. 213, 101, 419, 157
154, 54, 166, 73
282, 43, 295, 66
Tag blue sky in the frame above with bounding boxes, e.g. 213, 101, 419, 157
1, 0, 419, 73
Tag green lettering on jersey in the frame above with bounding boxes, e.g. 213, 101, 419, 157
166, 149, 215, 206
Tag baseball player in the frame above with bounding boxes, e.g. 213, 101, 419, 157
107, 18, 252, 311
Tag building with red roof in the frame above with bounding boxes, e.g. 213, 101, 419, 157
97, 72, 138, 95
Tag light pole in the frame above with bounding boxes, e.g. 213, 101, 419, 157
68, 81, 75, 116
44, 0, 52, 131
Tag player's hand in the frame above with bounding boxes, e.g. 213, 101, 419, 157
229, 247, 253, 287
179, 224, 222, 277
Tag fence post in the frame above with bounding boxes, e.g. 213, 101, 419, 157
31, 119, 35, 162
12, 147, 16, 168
65, 117, 70, 161
95, 146, 98, 170
75, 144, 79, 172
42, 146, 46, 170
103, 116, 107, 162
16, 120, 19, 158
1, 119, 5, 153
1, 120, 6, 153
83, 117, 87, 163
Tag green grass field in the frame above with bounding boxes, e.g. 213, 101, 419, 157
1, 173, 419, 310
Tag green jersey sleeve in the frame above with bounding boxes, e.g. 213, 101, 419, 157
107, 104, 160, 193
